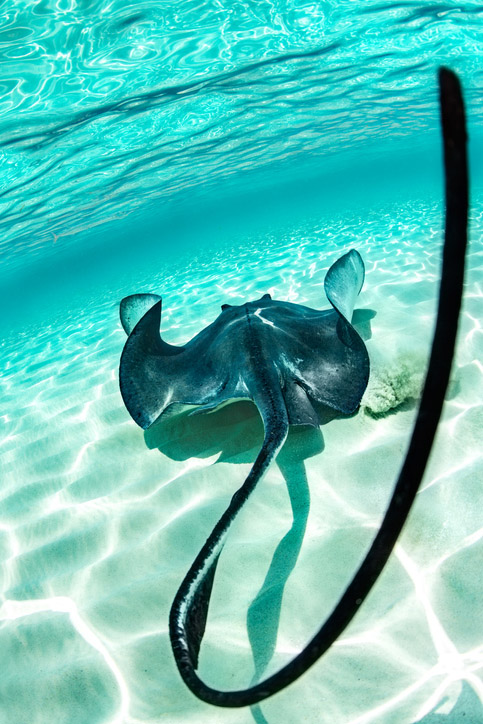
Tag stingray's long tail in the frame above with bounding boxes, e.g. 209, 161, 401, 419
169, 377, 289, 703
169, 67, 468, 709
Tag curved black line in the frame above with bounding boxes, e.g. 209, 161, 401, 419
169, 403, 290, 673
168, 66, 468, 707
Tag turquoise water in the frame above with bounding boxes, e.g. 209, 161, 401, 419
1, 3, 483, 724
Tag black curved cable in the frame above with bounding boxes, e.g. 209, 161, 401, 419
169, 67, 469, 707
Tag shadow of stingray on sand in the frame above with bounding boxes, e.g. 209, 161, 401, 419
246, 450, 312, 724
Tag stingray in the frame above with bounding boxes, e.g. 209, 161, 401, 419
117, 67, 468, 708
119, 251, 368, 664
119, 249, 368, 432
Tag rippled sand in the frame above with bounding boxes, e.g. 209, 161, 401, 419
1, 196, 482, 724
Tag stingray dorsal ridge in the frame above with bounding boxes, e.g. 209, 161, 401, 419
324, 249, 365, 323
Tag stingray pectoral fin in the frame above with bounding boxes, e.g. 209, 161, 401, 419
324, 249, 365, 323
283, 380, 320, 426
120, 293, 162, 335
119, 301, 185, 428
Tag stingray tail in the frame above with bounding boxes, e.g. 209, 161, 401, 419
169, 378, 289, 702
168, 67, 468, 709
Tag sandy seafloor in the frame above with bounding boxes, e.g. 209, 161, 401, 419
1, 190, 482, 724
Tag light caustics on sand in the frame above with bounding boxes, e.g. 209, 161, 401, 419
1, 177, 481, 720
336, 532, 483, 724
1, 210, 481, 721
0, 524, 482, 722
0, 597, 130, 724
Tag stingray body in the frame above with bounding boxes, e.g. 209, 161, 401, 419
119, 249, 369, 699
120, 249, 368, 431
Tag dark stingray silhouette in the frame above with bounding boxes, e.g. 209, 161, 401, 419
120, 249, 369, 431
119, 250, 369, 667
118, 67, 468, 708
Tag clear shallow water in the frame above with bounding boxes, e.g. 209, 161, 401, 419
1, 0, 483, 277
1, 2, 482, 724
